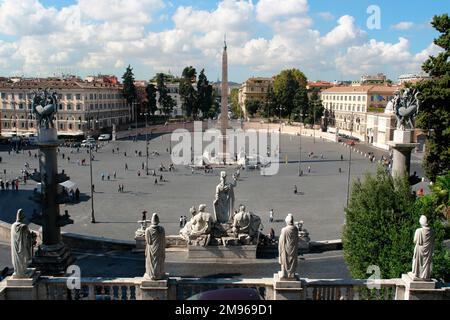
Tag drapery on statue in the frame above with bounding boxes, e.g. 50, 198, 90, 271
231, 204, 262, 242
278, 214, 299, 279
31, 89, 58, 129
389, 88, 420, 130
410, 215, 434, 281
144, 213, 166, 280
11, 209, 37, 278
180, 204, 214, 245
213, 171, 237, 223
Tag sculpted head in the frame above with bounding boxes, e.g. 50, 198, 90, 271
198, 204, 206, 212
285, 214, 294, 226
151, 213, 160, 225
16, 209, 25, 223
419, 215, 428, 227
239, 204, 246, 212
220, 171, 227, 183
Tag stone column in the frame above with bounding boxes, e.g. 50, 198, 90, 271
387, 129, 418, 178
31, 127, 74, 274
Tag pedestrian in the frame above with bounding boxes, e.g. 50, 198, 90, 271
154, 178, 158, 185
138, 170, 141, 177
124, 152, 127, 157
113, 171, 117, 179
269, 209, 274, 223
268, 228, 275, 242
308, 165, 311, 173
92, 184, 95, 193
142, 162, 145, 170
118, 184, 122, 193
62, 153, 65, 159
179, 216, 184, 228
340, 154, 343, 161
294, 185, 298, 194
101, 173, 105, 181
339, 167, 342, 173
125, 163, 128, 171
192, 168, 194, 174
113, 149, 115, 154
160, 174, 163, 182
107, 174, 110, 181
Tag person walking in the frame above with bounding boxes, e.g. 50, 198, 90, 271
294, 185, 298, 194
179, 216, 184, 228
154, 178, 158, 185
340, 154, 343, 161
269, 209, 274, 223
113, 171, 117, 179
125, 163, 128, 171
307, 165, 311, 173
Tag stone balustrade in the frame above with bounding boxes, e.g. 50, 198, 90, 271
3, 275, 447, 300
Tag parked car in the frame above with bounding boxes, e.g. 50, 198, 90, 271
187, 288, 264, 300
98, 134, 111, 141
81, 138, 96, 147
346, 140, 356, 146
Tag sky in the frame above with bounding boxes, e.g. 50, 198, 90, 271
0, 0, 448, 83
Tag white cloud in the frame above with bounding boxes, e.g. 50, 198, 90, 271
317, 12, 334, 21
256, 0, 308, 23
0, 0, 441, 82
321, 15, 366, 47
390, 21, 414, 30
78, 0, 164, 24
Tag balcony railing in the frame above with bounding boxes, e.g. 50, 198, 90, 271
34, 276, 401, 300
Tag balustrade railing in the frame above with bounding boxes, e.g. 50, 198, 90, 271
14, 276, 404, 300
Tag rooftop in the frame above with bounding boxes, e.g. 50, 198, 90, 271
321, 85, 402, 94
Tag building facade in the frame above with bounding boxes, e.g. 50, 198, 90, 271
321, 85, 401, 141
0, 78, 130, 137
151, 82, 184, 117
238, 77, 274, 118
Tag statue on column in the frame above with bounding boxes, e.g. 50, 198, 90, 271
144, 213, 166, 280
392, 88, 420, 130
213, 171, 237, 223
32, 89, 58, 129
278, 214, 299, 279
11, 209, 37, 278
410, 215, 434, 281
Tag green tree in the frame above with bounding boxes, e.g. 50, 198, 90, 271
245, 100, 261, 117
230, 88, 242, 118
273, 69, 308, 120
260, 85, 277, 119
145, 83, 157, 115
121, 65, 137, 107
292, 86, 308, 121
415, 14, 450, 181
155, 73, 172, 116
307, 91, 324, 125
197, 69, 213, 118
343, 167, 450, 281
179, 66, 198, 118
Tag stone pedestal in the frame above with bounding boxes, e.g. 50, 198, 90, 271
273, 272, 303, 300
140, 274, 170, 300
387, 130, 418, 178
187, 245, 257, 260
32, 242, 75, 275
396, 273, 438, 300
4, 269, 40, 300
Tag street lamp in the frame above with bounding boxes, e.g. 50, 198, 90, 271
140, 112, 150, 175
298, 113, 305, 176
345, 112, 354, 207
89, 144, 95, 223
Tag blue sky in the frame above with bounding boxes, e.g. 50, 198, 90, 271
0, 0, 448, 82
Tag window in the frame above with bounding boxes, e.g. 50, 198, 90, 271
66, 94, 72, 100
18, 93, 23, 99
19, 103, 24, 109
59, 104, 63, 110
69, 123, 73, 130
0, 93, 5, 99
76, 104, 81, 110
362, 96, 366, 101
58, 94, 63, 100
358, 96, 361, 101
370, 96, 374, 102
90, 94, 93, 100
76, 94, 81, 100
67, 104, 72, 110
60, 123, 64, 130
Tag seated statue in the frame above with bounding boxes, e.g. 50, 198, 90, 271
180, 204, 213, 245
231, 204, 262, 243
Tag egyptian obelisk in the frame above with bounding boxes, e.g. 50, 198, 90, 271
220, 36, 229, 163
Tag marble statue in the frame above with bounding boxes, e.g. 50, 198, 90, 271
278, 214, 299, 279
390, 88, 420, 130
11, 209, 36, 278
213, 171, 237, 223
180, 204, 214, 245
231, 204, 262, 241
410, 215, 434, 281
32, 89, 58, 129
145, 213, 166, 280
